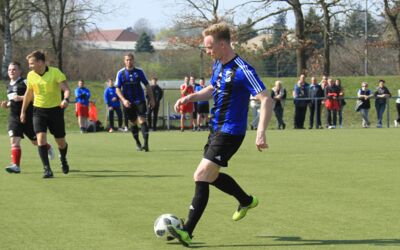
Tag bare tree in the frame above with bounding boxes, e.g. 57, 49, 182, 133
383, 0, 400, 73
26, 0, 107, 70
0, 0, 27, 79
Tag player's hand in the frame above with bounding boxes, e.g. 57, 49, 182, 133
108, 107, 114, 111
0, 101, 7, 108
112, 97, 117, 102
20, 112, 26, 123
122, 99, 131, 108
174, 97, 187, 113
60, 100, 69, 109
256, 131, 268, 152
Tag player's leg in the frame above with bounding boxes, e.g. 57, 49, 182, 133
168, 159, 219, 246
48, 107, 69, 175
33, 108, 53, 178
124, 107, 142, 150
137, 102, 149, 151
115, 107, 123, 129
6, 136, 22, 173
180, 109, 185, 132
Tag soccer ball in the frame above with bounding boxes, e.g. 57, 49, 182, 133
153, 214, 182, 239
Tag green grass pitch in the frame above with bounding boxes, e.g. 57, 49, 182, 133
0, 129, 399, 250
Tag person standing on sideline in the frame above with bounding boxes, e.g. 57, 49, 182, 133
324, 78, 340, 129
20, 51, 70, 178
115, 53, 155, 151
179, 76, 194, 131
190, 76, 200, 131
335, 79, 345, 128
308, 76, 324, 129
395, 88, 400, 127
1, 62, 54, 174
147, 77, 164, 131
373, 80, 391, 128
167, 22, 273, 247
293, 74, 309, 129
271, 80, 287, 129
104, 79, 123, 132
194, 77, 210, 130
356, 82, 373, 128
74, 79, 91, 133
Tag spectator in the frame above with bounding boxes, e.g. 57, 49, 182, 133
319, 75, 328, 90
395, 88, 400, 127
308, 76, 324, 129
104, 79, 123, 132
74, 80, 91, 133
190, 76, 200, 131
194, 77, 209, 130
249, 96, 260, 130
324, 78, 340, 129
374, 80, 391, 128
271, 80, 287, 129
147, 77, 164, 131
292, 74, 309, 129
179, 76, 194, 131
356, 82, 373, 128
335, 79, 346, 128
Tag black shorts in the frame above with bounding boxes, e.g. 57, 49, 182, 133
8, 113, 36, 141
203, 131, 245, 167
33, 106, 66, 138
124, 101, 147, 121
197, 103, 210, 114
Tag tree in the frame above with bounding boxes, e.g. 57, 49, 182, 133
0, 0, 27, 79
135, 32, 155, 53
26, 0, 107, 70
383, 0, 400, 73
132, 18, 154, 39
237, 18, 258, 44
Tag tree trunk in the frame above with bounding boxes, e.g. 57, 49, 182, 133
1, 1, 12, 80
321, 1, 330, 76
290, 0, 307, 76
384, 0, 400, 74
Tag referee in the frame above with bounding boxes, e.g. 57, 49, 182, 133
168, 23, 273, 246
21, 51, 71, 178
1, 62, 54, 173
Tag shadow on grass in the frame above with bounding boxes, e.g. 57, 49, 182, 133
69, 169, 142, 173
191, 236, 400, 248
67, 173, 183, 178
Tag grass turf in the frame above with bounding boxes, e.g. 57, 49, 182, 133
0, 129, 399, 250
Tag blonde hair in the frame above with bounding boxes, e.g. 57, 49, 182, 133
202, 22, 231, 42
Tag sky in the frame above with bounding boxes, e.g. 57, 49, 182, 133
93, 0, 263, 31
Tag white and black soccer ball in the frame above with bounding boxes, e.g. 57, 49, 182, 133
153, 214, 182, 239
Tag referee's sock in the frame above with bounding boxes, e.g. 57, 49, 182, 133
59, 143, 68, 161
184, 181, 209, 237
38, 145, 50, 168
211, 172, 252, 207
130, 125, 141, 146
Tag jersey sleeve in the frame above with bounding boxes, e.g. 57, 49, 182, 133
115, 71, 122, 88
239, 64, 266, 96
54, 67, 67, 83
139, 70, 149, 86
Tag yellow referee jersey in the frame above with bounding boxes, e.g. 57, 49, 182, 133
27, 66, 67, 108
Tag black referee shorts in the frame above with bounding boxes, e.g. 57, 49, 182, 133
8, 113, 36, 141
33, 106, 66, 138
124, 101, 147, 121
203, 131, 245, 167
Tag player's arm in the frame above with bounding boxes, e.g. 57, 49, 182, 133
145, 84, 155, 108
116, 87, 130, 108
0, 100, 9, 108
174, 85, 213, 112
20, 88, 34, 123
255, 90, 273, 152
60, 80, 70, 109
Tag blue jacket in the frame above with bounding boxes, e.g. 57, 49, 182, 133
75, 87, 91, 106
104, 87, 121, 108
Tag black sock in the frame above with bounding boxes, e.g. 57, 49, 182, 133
59, 143, 68, 161
184, 181, 209, 236
141, 122, 149, 145
131, 125, 141, 145
38, 145, 50, 169
211, 173, 252, 206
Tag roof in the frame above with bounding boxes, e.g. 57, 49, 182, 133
82, 29, 139, 42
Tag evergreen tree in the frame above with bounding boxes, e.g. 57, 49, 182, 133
237, 18, 258, 44
344, 6, 383, 40
304, 7, 323, 49
135, 32, 155, 53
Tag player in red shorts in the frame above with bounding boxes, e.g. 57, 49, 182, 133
179, 76, 194, 131
74, 79, 91, 133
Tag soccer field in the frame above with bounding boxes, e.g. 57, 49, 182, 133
0, 129, 399, 250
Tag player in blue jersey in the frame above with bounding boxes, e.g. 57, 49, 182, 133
115, 53, 155, 151
167, 23, 273, 246
74, 80, 91, 133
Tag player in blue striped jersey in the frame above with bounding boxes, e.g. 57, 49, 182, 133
115, 53, 155, 151
168, 23, 273, 246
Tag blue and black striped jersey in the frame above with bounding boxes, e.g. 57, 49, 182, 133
115, 67, 149, 104
209, 55, 266, 135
